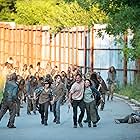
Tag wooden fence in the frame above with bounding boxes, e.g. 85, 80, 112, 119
0, 22, 139, 84
0, 23, 93, 73
0, 23, 44, 67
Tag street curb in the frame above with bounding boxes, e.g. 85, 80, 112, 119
130, 99, 140, 106
114, 93, 129, 100
114, 93, 140, 111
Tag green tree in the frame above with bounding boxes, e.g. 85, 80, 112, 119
15, 0, 107, 32
66, 0, 140, 60
0, 0, 16, 21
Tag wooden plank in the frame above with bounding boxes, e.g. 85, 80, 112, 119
68, 29, 70, 66
3, 25, 6, 63
14, 26, 17, 59
59, 32, 61, 71
72, 31, 74, 66
84, 27, 87, 74
27, 26, 30, 65
30, 26, 34, 64
90, 27, 94, 72
39, 26, 42, 63
18, 25, 22, 63
54, 34, 56, 67
0, 24, 1, 64
63, 30, 66, 70
0, 25, 5, 64
76, 27, 79, 66
23, 25, 25, 65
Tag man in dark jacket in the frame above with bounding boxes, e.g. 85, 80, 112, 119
0, 73, 18, 128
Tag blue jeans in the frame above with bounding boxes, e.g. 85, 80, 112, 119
53, 98, 62, 123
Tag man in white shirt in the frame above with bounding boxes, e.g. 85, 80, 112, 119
68, 74, 85, 128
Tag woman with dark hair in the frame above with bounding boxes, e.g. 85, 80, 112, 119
61, 71, 68, 104
34, 79, 52, 125
51, 75, 67, 124
107, 66, 117, 101
45, 74, 53, 84
66, 72, 75, 92
90, 72, 100, 89
34, 72, 40, 81
83, 79, 100, 127
16, 78, 26, 116
26, 76, 38, 115
45, 74, 53, 111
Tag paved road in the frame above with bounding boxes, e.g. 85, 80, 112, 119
0, 97, 140, 140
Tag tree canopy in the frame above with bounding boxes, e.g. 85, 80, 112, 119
65, 0, 140, 60
0, 0, 16, 21
15, 0, 107, 32
94, 0, 140, 60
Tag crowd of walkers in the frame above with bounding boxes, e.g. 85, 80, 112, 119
0, 57, 118, 128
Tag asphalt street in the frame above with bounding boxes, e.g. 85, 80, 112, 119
0, 97, 140, 140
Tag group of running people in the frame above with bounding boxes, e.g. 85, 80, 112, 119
0, 58, 117, 128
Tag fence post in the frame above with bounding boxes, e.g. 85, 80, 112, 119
27, 26, 30, 65
90, 26, 94, 72
49, 32, 52, 67
72, 31, 74, 67
63, 29, 66, 70
31, 26, 34, 64
123, 33, 128, 86
76, 27, 79, 66
59, 32, 61, 71
54, 33, 56, 67
0, 24, 1, 64
3, 24, 5, 63
84, 27, 87, 75
68, 29, 70, 67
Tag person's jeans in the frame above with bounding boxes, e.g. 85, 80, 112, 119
71, 100, 85, 126
0, 101, 16, 126
85, 100, 99, 124
39, 102, 50, 124
53, 98, 62, 123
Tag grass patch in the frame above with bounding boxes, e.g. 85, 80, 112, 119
117, 81, 140, 102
